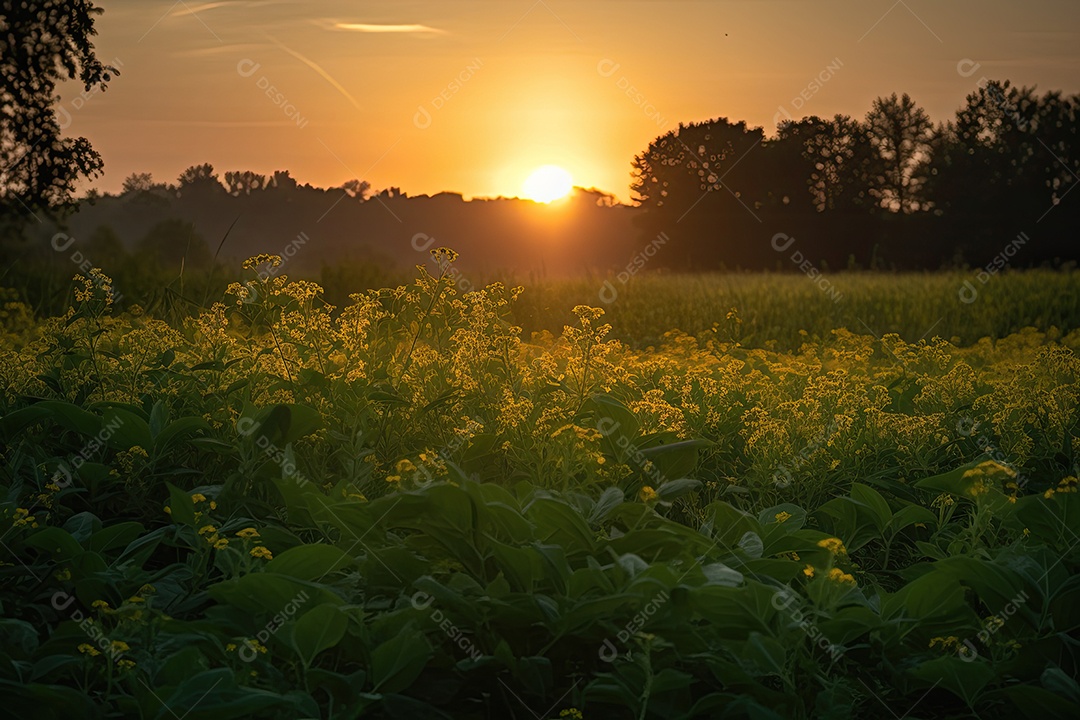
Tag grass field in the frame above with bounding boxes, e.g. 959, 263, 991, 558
1, 253, 1078, 719
514, 269, 1080, 350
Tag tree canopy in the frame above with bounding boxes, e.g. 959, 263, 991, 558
0, 0, 116, 228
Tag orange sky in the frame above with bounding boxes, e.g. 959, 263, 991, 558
67, 0, 1080, 204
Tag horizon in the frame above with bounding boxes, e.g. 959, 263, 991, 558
64, 0, 1080, 204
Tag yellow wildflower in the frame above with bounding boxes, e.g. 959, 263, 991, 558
817, 537, 847, 555
802, 565, 815, 578
235, 528, 261, 539
639, 486, 659, 502
250, 546, 273, 560
929, 636, 959, 649
77, 643, 100, 657
774, 511, 792, 523
245, 638, 268, 654
827, 567, 856, 586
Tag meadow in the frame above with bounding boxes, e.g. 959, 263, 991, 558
0, 252, 1078, 719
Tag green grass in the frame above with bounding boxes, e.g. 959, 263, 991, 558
516, 269, 1080, 350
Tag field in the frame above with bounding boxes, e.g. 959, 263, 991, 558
1, 253, 1079, 719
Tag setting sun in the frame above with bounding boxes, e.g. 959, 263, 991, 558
521, 165, 573, 203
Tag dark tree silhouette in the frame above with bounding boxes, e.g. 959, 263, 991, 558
800, 115, 874, 213
865, 93, 934, 213
631, 118, 768, 267
267, 170, 298, 192
224, 170, 267, 196
927, 80, 1079, 261
177, 164, 223, 197
121, 172, 154, 195
0, 0, 117, 227
341, 178, 371, 200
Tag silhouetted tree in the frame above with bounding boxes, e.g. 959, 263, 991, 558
865, 93, 934, 213
267, 170, 297, 192
121, 172, 154, 195
224, 170, 267, 196
176, 164, 223, 197
801, 115, 874, 213
0, 1, 117, 228
631, 118, 769, 267
341, 178, 371, 200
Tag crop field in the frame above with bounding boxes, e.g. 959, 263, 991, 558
1, 253, 1078, 719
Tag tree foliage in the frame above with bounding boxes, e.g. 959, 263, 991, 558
632, 83, 1079, 270
0, 0, 116, 226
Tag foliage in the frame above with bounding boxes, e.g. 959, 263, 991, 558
631, 83, 1079, 270
0, 0, 117, 225
0, 255, 1078, 718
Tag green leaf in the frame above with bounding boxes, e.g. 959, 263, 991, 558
149, 668, 297, 720
910, 656, 994, 708
849, 483, 892, 532
889, 504, 936, 534
155, 417, 211, 453
149, 401, 169, 438
589, 486, 624, 524
915, 457, 1017, 498
23, 527, 83, 561
291, 604, 349, 666
639, 439, 712, 480
207, 573, 341, 616
101, 406, 154, 451
165, 482, 198, 526
370, 627, 432, 694
656, 477, 702, 501
266, 544, 354, 581
584, 394, 640, 462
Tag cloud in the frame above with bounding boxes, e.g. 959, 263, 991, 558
333, 22, 445, 35
170, 2, 232, 17
268, 36, 362, 111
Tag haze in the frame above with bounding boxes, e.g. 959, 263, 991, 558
66, 0, 1080, 203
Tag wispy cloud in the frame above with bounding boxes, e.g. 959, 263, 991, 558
170, 2, 232, 17
334, 22, 445, 35
174, 42, 267, 58
268, 36, 361, 111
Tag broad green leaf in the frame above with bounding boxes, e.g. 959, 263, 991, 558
910, 655, 994, 708
656, 477, 702, 502
291, 603, 349, 666
370, 627, 432, 694
849, 483, 892, 531
266, 544, 354, 581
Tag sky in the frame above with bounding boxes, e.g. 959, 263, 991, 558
65, 0, 1080, 204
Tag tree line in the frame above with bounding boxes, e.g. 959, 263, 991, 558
631, 82, 1079, 270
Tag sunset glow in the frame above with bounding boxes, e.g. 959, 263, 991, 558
4, 2, 1080, 716
521, 165, 573, 203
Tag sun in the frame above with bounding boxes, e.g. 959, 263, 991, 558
522, 165, 574, 203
